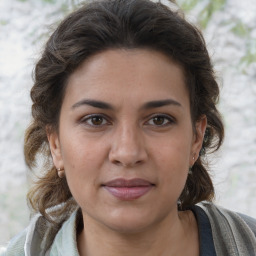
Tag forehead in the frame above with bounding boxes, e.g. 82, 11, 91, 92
64, 49, 189, 109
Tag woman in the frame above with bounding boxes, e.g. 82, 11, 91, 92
2, 0, 256, 255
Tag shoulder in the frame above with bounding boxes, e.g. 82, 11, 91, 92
2, 213, 49, 256
48, 209, 81, 255
197, 201, 256, 234
0, 229, 27, 256
197, 201, 256, 233
236, 212, 256, 237
2, 208, 79, 256
1, 217, 35, 256
196, 202, 256, 255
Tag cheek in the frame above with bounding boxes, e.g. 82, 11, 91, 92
155, 137, 192, 168
62, 141, 100, 209
151, 136, 191, 191
61, 132, 104, 167
59, 132, 111, 193
59, 136, 100, 193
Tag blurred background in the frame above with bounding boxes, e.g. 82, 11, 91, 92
0, 0, 256, 247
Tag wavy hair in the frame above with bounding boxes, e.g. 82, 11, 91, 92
25, 0, 224, 221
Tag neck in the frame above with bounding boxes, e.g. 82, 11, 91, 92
77, 210, 199, 256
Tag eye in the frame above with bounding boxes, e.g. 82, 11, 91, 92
81, 114, 109, 127
146, 114, 174, 127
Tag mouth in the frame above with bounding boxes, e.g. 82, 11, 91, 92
102, 178, 155, 200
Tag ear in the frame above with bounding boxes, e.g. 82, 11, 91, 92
46, 127, 63, 169
190, 115, 207, 165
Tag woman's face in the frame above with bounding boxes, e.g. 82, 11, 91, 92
49, 49, 206, 233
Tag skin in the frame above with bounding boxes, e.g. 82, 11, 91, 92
48, 49, 207, 256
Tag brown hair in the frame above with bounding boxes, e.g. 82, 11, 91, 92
25, 0, 224, 221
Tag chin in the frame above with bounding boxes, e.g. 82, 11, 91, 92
105, 220, 152, 234
100, 210, 161, 235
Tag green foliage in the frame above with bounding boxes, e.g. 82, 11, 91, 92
237, 27, 256, 68
198, 0, 227, 29
231, 20, 250, 37
241, 45, 256, 66
179, 0, 200, 12
177, 0, 227, 28
178, 0, 255, 69
61, 3, 70, 13
0, 20, 8, 25
60, 1, 80, 14
43, 0, 57, 4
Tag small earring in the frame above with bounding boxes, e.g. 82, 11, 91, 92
189, 154, 196, 175
57, 168, 65, 178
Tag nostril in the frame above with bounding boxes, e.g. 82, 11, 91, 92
134, 160, 143, 165
112, 159, 144, 167
113, 160, 122, 166
109, 139, 148, 167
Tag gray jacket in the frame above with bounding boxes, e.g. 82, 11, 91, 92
1, 202, 256, 256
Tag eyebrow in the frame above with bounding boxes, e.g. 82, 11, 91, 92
71, 98, 182, 110
141, 99, 182, 110
72, 99, 113, 110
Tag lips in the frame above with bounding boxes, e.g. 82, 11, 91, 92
103, 178, 154, 200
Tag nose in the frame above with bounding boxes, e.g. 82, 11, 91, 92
109, 124, 148, 167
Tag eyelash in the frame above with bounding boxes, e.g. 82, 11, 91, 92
80, 114, 111, 127
145, 114, 175, 127
80, 114, 175, 128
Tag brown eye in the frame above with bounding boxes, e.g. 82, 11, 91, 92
152, 116, 165, 126
82, 115, 108, 127
146, 114, 174, 127
91, 116, 104, 125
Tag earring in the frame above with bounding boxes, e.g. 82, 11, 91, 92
188, 154, 196, 175
57, 168, 65, 178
